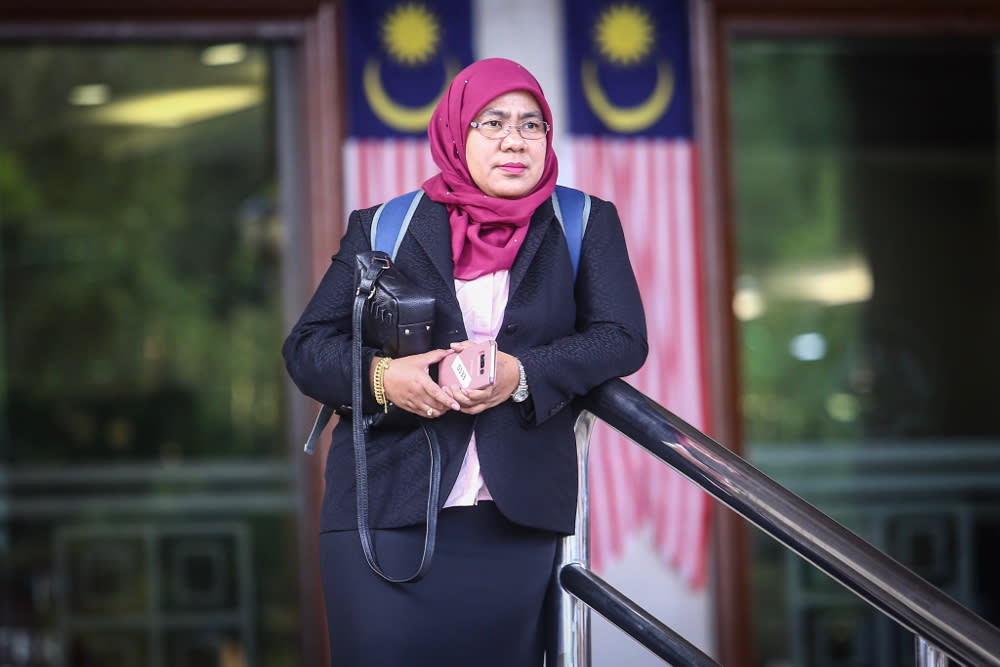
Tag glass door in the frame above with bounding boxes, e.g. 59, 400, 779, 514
0, 42, 300, 667
728, 37, 1000, 666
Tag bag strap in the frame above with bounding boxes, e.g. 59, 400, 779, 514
371, 189, 424, 261
303, 405, 334, 455
302, 191, 424, 455
551, 185, 591, 280
351, 253, 440, 583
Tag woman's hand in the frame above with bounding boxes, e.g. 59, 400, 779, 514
442, 341, 521, 415
379, 349, 461, 418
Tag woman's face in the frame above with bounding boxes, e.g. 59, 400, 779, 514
465, 90, 547, 199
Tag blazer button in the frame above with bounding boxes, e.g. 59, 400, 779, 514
504, 323, 519, 335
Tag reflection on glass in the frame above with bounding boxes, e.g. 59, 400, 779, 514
0, 44, 299, 666
730, 38, 1000, 666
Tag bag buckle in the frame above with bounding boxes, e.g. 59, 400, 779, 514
356, 254, 392, 299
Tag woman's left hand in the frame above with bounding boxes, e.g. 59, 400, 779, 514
443, 342, 521, 415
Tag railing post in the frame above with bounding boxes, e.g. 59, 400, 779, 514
551, 410, 597, 667
916, 636, 951, 667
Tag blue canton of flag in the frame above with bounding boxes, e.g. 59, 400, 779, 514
565, 0, 693, 138
346, 0, 473, 138
342, 1, 472, 214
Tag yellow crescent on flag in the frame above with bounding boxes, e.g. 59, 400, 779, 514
363, 57, 459, 134
581, 57, 674, 134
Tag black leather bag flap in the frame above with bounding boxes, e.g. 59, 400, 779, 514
355, 251, 435, 358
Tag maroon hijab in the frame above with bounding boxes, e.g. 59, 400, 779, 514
422, 58, 559, 280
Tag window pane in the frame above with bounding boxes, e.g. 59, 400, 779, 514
0, 44, 299, 665
730, 37, 1000, 666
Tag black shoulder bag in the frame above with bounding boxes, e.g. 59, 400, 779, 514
352, 250, 440, 583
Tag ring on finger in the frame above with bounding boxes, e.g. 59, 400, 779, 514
426, 408, 434, 417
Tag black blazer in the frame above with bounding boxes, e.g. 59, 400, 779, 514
282, 193, 647, 535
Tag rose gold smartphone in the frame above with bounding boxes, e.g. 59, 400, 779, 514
437, 340, 497, 390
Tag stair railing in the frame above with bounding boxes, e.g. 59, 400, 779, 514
548, 379, 1000, 667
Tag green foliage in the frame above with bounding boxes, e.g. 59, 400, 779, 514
0, 45, 284, 463
730, 40, 864, 444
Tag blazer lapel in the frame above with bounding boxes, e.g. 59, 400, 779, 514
405, 199, 458, 297
508, 198, 556, 298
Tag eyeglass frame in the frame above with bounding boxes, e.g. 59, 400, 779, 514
468, 119, 551, 140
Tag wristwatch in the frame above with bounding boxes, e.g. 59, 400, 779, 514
511, 359, 530, 403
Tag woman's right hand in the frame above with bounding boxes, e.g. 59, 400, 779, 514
381, 349, 461, 418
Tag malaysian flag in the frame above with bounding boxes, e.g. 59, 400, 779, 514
565, 0, 712, 589
342, 0, 472, 214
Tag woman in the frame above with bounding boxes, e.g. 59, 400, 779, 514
282, 58, 647, 666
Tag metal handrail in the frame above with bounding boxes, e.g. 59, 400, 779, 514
550, 408, 716, 666
551, 378, 1000, 667
559, 563, 721, 667
552, 411, 596, 666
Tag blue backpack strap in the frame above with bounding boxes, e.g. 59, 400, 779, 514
552, 185, 591, 280
371, 189, 424, 259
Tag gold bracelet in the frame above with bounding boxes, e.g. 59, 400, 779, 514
373, 356, 392, 413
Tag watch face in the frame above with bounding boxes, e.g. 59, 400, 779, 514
511, 388, 529, 403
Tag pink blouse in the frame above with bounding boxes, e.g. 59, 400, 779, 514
442, 270, 510, 507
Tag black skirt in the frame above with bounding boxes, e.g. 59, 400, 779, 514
319, 501, 560, 667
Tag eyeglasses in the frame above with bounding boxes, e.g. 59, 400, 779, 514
469, 119, 550, 141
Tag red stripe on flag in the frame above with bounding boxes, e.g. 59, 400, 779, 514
569, 137, 711, 591
343, 139, 437, 220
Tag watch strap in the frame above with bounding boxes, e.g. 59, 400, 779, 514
511, 359, 530, 402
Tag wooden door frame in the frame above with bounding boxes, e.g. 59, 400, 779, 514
691, 2, 1000, 665
0, 4, 344, 666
